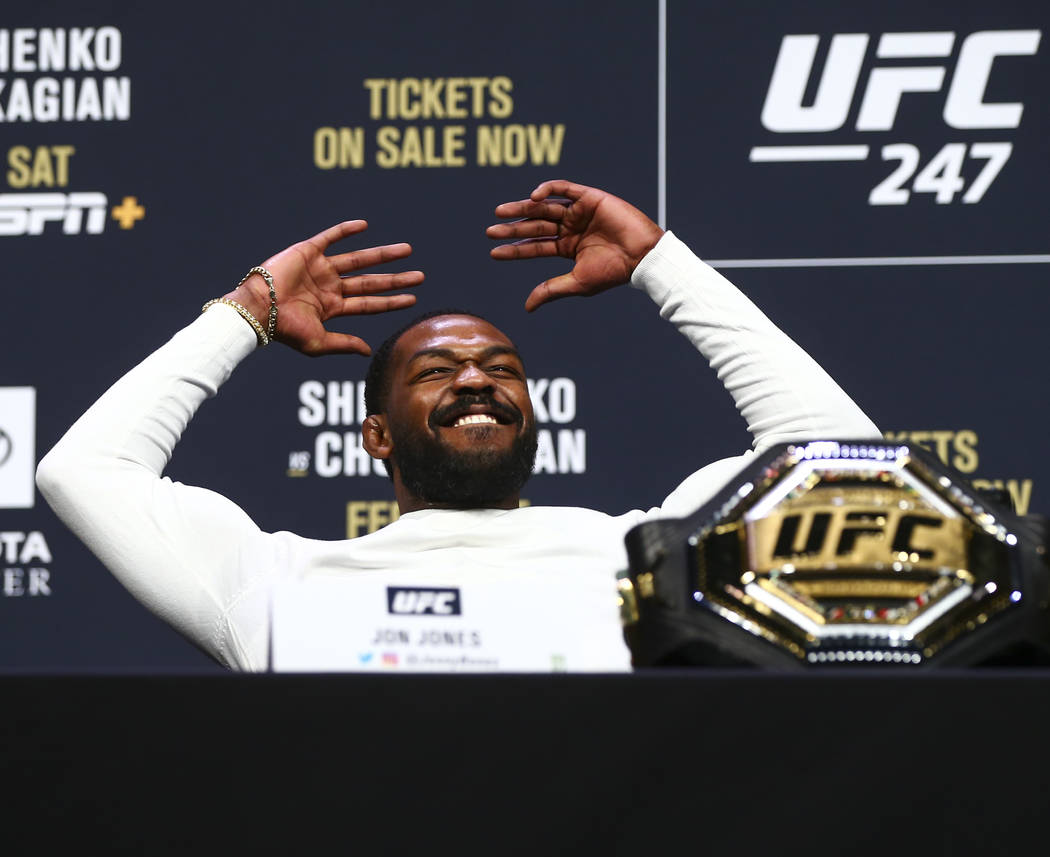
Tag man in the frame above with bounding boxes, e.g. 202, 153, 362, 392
37, 180, 879, 670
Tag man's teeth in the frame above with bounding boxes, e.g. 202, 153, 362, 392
453, 414, 498, 427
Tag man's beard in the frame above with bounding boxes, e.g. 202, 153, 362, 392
389, 398, 538, 508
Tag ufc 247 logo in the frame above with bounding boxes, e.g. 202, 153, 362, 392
753, 30, 1041, 205
762, 30, 1040, 132
387, 586, 462, 616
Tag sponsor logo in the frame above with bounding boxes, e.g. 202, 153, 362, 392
387, 586, 462, 616
0, 191, 104, 234
0, 427, 11, 467
0, 191, 145, 236
0, 387, 35, 508
2, 530, 52, 597
753, 30, 1041, 205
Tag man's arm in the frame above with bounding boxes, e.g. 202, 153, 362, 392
488, 180, 879, 515
628, 231, 879, 514
36, 224, 423, 668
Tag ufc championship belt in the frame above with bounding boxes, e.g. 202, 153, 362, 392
620, 441, 1050, 668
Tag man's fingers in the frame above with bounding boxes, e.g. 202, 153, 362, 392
310, 220, 369, 250
485, 220, 559, 241
310, 331, 374, 357
489, 238, 559, 261
341, 270, 425, 296
530, 180, 589, 202
329, 242, 415, 275
336, 293, 418, 317
492, 198, 570, 221
524, 272, 582, 313
492, 197, 532, 218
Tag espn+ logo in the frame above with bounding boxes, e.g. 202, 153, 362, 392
386, 586, 461, 616
753, 30, 1041, 205
0, 192, 106, 235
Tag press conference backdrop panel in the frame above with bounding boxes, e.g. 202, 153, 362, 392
1, 1, 1047, 670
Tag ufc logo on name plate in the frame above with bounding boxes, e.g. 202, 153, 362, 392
386, 586, 462, 616
752, 30, 1041, 205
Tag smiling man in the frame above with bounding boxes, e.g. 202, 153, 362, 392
37, 180, 879, 670
362, 313, 538, 511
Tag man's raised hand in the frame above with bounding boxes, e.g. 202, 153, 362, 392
224, 220, 424, 356
486, 180, 664, 312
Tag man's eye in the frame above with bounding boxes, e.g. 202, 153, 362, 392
488, 365, 518, 375
418, 367, 452, 378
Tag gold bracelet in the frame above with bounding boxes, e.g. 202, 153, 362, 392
238, 265, 278, 341
201, 298, 270, 346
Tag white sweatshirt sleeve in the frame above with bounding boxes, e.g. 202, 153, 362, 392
630, 231, 880, 517
36, 304, 274, 669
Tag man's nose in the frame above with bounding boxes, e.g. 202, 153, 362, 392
452, 362, 493, 391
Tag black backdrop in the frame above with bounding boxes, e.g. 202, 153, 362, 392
1, 0, 1047, 671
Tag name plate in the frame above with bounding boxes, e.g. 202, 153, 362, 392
270, 572, 631, 673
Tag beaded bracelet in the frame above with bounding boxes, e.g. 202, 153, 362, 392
201, 298, 270, 346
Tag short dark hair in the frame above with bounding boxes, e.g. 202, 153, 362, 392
364, 308, 493, 416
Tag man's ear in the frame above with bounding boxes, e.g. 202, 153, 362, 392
362, 415, 393, 460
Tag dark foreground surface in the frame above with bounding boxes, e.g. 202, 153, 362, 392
3, 671, 1048, 856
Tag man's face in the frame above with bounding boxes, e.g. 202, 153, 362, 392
382, 315, 537, 507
